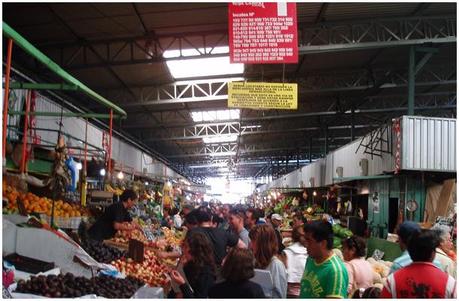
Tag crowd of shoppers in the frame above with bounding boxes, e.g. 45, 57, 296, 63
164, 202, 456, 299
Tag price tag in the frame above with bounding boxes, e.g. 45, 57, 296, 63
128, 239, 145, 263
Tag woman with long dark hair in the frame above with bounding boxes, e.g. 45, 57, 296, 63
169, 231, 216, 298
249, 224, 288, 298
209, 248, 265, 298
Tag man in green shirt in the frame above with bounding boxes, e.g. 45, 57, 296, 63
300, 221, 348, 298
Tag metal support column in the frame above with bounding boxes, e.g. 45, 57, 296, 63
108, 109, 113, 175
351, 108, 355, 141
297, 150, 300, 168
408, 46, 416, 115
324, 126, 329, 156
2, 39, 13, 164
309, 138, 312, 163
20, 91, 31, 173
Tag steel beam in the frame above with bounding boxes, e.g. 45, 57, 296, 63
6, 82, 78, 90
127, 102, 456, 131
38, 16, 455, 70
113, 65, 454, 108
7, 111, 123, 119
299, 15, 455, 54
145, 124, 376, 142
165, 136, 359, 159
41, 30, 229, 70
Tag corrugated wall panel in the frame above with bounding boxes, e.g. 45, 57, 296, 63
401, 116, 456, 172
299, 159, 325, 188
324, 129, 395, 185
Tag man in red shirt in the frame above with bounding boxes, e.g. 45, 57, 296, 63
381, 229, 456, 298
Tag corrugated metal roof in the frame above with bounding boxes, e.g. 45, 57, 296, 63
297, 2, 324, 23
324, 3, 418, 21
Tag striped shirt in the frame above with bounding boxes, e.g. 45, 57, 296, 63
390, 250, 443, 274
382, 262, 456, 298
300, 254, 349, 298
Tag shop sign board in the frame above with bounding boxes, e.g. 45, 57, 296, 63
228, 2, 298, 64
228, 82, 297, 110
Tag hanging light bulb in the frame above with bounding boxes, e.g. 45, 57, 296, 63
145, 181, 149, 186
100, 168, 106, 176
313, 191, 317, 197
76, 162, 83, 170
117, 171, 124, 180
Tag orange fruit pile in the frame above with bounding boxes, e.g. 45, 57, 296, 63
3, 183, 86, 218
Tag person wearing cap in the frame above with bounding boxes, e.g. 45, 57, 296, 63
88, 189, 141, 241
271, 213, 286, 254
390, 221, 442, 274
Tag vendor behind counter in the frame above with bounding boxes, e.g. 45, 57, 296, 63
88, 189, 140, 241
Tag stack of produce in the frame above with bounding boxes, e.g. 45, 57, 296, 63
15, 273, 144, 298
111, 250, 169, 287
3, 183, 20, 214
80, 240, 127, 264
161, 227, 184, 247
112, 229, 157, 248
366, 257, 392, 289
332, 224, 353, 249
273, 197, 293, 214
105, 184, 124, 196
2, 184, 88, 218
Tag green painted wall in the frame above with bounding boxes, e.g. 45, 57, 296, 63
367, 175, 426, 238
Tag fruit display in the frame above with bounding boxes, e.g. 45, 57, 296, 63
112, 229, 157, 248
161, 227, 184, 247
332, 224, 354, 248
3, 182, 20, 215
2, 184, 88, 218
111, 250, 170, 287
366, 257, 393, 289
105, 184, 124, 196
273, 196, 292, 214
80, 239, 127, 264
15, 273, 144, 298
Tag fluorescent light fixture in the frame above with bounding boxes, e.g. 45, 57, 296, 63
203, 134, 238, 144
209, 151, 236, 157
164, 46, 244, 79
241, 125, 262, 130
191, 109, 240, 122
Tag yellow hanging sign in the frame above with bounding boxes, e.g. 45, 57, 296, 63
228, 82, 298, 110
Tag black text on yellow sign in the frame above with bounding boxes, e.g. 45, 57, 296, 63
228, 82, 298, 110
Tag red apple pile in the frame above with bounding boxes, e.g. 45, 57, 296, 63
111, 250, 169, 288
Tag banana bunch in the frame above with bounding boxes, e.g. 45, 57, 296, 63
106, 184, 124, 196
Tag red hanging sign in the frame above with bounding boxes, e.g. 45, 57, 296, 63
229, 2, 298, 64
393, 118, 402, 174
